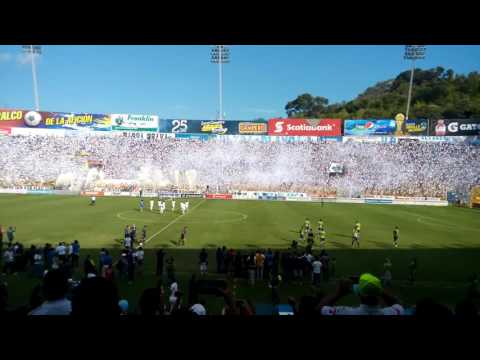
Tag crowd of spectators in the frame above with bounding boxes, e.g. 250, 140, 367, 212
1, 230, 479, 316
0, 134, 478, 198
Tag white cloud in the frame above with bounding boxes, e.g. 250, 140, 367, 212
0, 52, 12, 62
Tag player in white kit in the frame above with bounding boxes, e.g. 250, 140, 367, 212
185, 201, 189, 211
150, 199, 154, 212
171, 199, 176, 212
160, 201, 166, 214
158, 199, 162, 212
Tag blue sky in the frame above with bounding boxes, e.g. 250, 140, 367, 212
0, 45, 479, 120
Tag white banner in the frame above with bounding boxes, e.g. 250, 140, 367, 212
111, 114, 159, 132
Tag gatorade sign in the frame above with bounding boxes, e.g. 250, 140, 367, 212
430, 119, 480, 136
268, 118, 341, 136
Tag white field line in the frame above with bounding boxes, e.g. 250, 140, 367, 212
145, 199, 206, 244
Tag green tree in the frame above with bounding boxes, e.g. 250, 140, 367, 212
285, 93, 329, 118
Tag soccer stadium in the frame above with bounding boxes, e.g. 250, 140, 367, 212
0, 45, 480, 317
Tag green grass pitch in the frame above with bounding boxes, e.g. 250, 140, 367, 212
1, 194, 480, 312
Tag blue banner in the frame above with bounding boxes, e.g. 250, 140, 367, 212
159, 119, 267, 135
344, 119, 397, 136
174, 133, 215, 141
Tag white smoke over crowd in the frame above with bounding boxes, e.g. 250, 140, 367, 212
0, 134, 479, 198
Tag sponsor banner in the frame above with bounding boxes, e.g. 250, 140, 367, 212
393, 199, 448, 206
430, 119, 480, 136
416, 136, 469, 143
238, 122, 268, 135
1, 108, 112, 132
268, 118, 342, 136
400, 119, 429, 136
344, 119, 398, 136
111, 114, 158, 132
0, 108, 25, 134
364, 198, 393, 204
80, 191, 104, 196
0, 188, 28, 194
27, 190, 54, 195
53, 190, 79, 196
174, 133, 214, 141
122, 131, 175, 140
158, 119, 268, 135
343, 136, 398, 144
206, 194, 232, 200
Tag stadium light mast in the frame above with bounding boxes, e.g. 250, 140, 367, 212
211, 45, 230, 120
404, 45, 426, 120
22, 45, 42, 111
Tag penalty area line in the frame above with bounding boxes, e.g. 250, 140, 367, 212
145, 199, 206, 245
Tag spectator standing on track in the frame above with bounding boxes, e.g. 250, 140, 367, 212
320, 250, 330, 282
126, 249, 135, 285
29, 269, 71, 315
312, 256, 322, 286
408, 258, 418, 284
33, 249, 44, 278
330, 257, 337, 280
83, 254, 96, 278
255, 250, 265, 281
216, 247, 223, 274
71, 240, 80, 268
156, 249, 165, 277
56, 242, 67, 265
135, 246, 144, 276
272, 251, 280, 278
199, 248, 208, 276
2, 247, 15, 275
265, 249, 273, 280
7, 226, 16, 247
247, 252, 256, 286
166, 257, 176, 285
382, 258, 392, 288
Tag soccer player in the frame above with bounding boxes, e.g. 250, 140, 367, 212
185, 200, 189, 211
307, 229, 315, 248
158, 199, 162, 212
317, 219, 325, 238
160, 201, 166, 214
180, 202, 186, 215
150, 199, 154, 212
355, 220, 361, 233
352, 229, 360, 248
319, 229, 326, 247
139, 199, 145, 212
179, 226, 187, 247
171, 199, 176, 212
124, 235, 132, 249
393, 226, 400, 248
90, 196, 96, 206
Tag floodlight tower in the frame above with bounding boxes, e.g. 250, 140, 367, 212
404, 45, 426, 120
22, 45, 42, 111
211, 45, 230, 120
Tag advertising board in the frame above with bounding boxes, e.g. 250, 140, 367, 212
158, 119, 268, 135
268, 118, 342, 136
430, 119, 480, 136
111, 114, 158, 132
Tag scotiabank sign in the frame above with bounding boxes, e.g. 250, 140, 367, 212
268, 118, 342, 136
